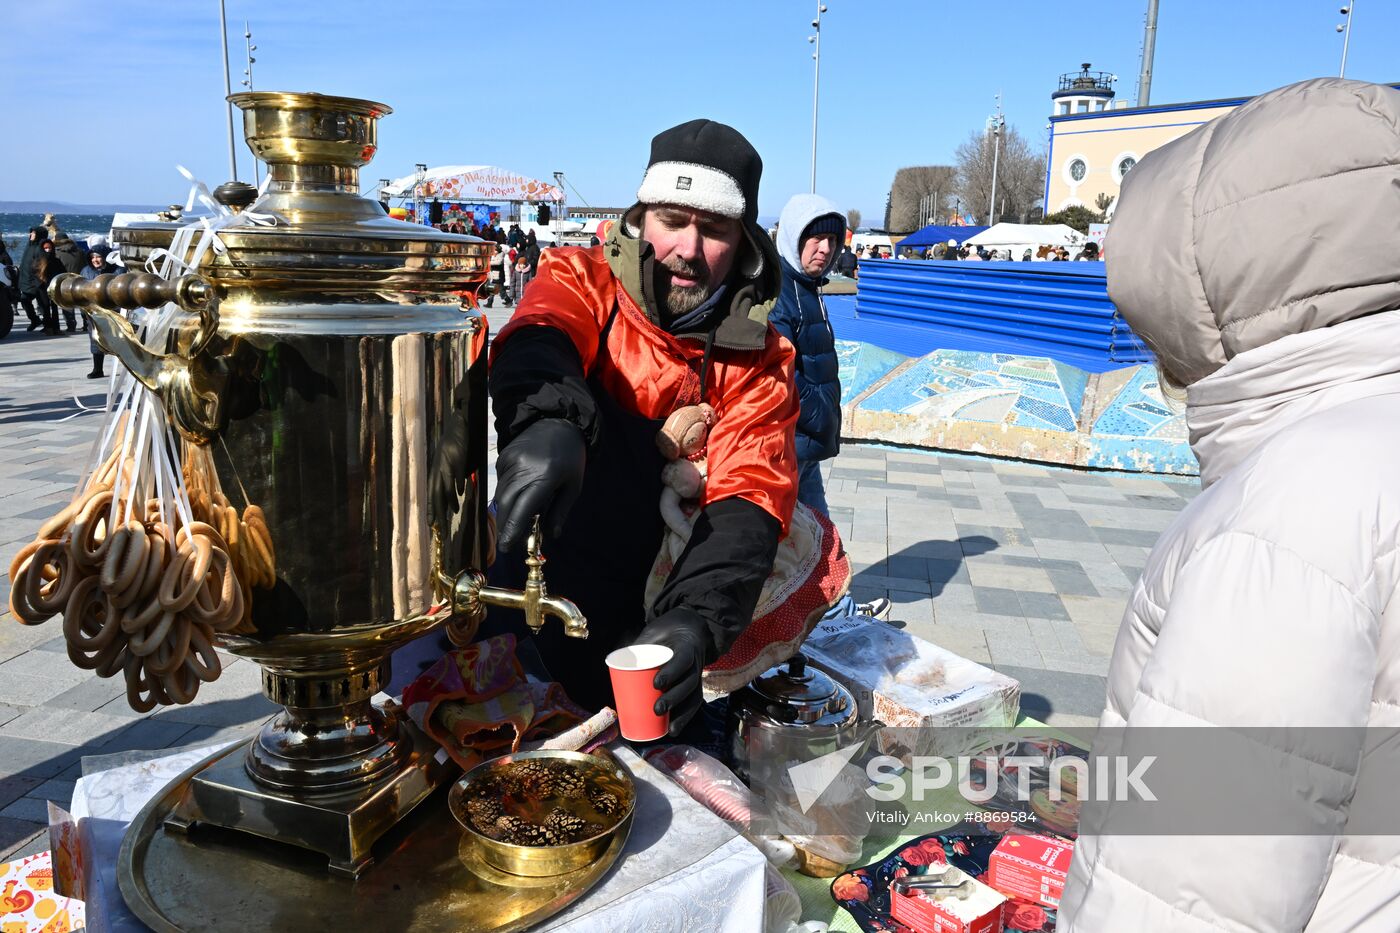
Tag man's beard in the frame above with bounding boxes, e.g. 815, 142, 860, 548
658, 255, 713, 318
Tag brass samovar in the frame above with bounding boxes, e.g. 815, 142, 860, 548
50, 92, 587, 882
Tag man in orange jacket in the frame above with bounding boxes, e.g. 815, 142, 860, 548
485, 120, 798, 734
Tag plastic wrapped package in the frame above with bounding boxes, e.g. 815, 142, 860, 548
643, 745, 798, 868
765, 757, 869, 874
643, 744, 754, 822
802, 617, 1021, 764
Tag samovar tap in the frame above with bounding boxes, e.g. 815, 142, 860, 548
436, 517, 588, 639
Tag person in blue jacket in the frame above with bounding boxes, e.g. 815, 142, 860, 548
772, 193, 890, 621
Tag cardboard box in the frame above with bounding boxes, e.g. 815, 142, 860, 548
889, 872, 1007, 933
986, 833, 1074, 909
803, 617, 1021, 763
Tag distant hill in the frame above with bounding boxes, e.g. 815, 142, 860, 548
0, 200, 161, 213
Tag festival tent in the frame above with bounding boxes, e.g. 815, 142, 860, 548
896, 224, 989, 251
382, 165, 564, 203
963, 223, 1083, 249
851, 233, 894, 253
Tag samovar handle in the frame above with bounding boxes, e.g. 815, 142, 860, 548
49, 272, 224, 444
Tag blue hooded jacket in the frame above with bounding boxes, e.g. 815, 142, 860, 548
771, 193, 845, 462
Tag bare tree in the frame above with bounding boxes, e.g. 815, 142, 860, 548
953, 124, 1045, 224
885, 165, 956, 233
845, 208, 862, 232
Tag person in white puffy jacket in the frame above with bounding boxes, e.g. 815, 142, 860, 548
1061, 77, 1400, 931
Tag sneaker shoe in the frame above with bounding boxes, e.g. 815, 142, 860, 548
857, 596, 892, 621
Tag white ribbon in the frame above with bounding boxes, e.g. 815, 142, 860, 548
65, 164, 275, 527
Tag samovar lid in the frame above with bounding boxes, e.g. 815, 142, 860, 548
114, 91, 492, 300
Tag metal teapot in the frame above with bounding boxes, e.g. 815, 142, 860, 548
727, 653, 860, 784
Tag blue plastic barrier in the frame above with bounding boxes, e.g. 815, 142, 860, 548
848, 259, 1150, 373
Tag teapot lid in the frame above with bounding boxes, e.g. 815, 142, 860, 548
751, 654, 854, 726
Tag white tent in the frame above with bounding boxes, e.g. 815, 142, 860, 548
851, 233, 893, 253
963, 223, 1083, 248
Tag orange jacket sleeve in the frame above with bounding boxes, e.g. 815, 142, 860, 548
703, 329, 800, 536
491, 246, 612, 371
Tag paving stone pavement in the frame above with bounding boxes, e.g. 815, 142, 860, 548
0, 318, 1197, 861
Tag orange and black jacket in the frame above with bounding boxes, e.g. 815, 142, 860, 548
489, 219, 798, 668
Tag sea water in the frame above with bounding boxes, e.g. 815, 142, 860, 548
0, 212, 121, 252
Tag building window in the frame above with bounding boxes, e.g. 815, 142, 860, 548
1059, 102, 1070, 115
1077, 100, 1089, 113
1096, 101, 1106, 110
1112, 152, 1139, 184
1069, 159, 1087, 182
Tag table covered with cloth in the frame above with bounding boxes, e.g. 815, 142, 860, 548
67, 740, 777, 932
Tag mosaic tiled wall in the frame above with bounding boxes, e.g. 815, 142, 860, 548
835, 341, 1198, 475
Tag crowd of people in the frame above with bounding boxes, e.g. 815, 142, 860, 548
1, 214, 117, 377
813, 238, 1102, 279
431, 220, 544, 308
867, 240, 1101, 263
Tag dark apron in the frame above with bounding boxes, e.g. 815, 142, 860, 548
479, 303, 682, 710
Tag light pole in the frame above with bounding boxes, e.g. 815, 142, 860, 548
218, 0, 239, 181
414, 163, 427, 227
807, 3, 827, 193
987, 92, 1005, 225
1337, 4, 1356, 77
1137, 0, 1159, 106
553, 171, 566, 241
241, 22, 259, 186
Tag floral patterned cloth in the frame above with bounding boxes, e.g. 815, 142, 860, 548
402, 633, 618, 769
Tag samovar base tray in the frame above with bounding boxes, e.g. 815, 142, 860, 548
118, 744, 631, 933
164, 715, 449, 877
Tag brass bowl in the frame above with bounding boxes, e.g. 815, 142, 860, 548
450, 749, 636, 877
228, 91, 391, 169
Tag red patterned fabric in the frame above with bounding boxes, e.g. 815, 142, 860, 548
402, 633, 605, 769
701, 506, 851, 696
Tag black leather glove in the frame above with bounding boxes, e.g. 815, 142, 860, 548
494, 418, 586, 553
634, 608, 710, 736
429, 405, 470, 525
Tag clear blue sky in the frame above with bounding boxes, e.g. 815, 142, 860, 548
1, 1, 1390, 222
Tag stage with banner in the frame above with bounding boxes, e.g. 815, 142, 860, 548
383, 165, 564, 226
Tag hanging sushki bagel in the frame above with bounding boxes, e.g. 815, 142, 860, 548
7, 434, 277, 713
182, 445, 276, 614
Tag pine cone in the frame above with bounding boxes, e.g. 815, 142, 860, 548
494, 815, 551, 847
543, 807, 592, 842
549, 766, 587, 800
511, 760, 554, 797
465, 795, 503, 832
588, 787, 621, 817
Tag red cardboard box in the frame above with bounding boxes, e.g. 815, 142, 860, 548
986, 834, 1074, 910
889, 873, 1006, 933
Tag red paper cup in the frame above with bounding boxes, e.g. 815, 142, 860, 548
606, 644, 673, 742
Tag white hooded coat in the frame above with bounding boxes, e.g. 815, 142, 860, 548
1061, 78, 1400, 931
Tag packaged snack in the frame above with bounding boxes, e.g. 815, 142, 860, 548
803, 618, 1020, 764
986, 834, 1074, 910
